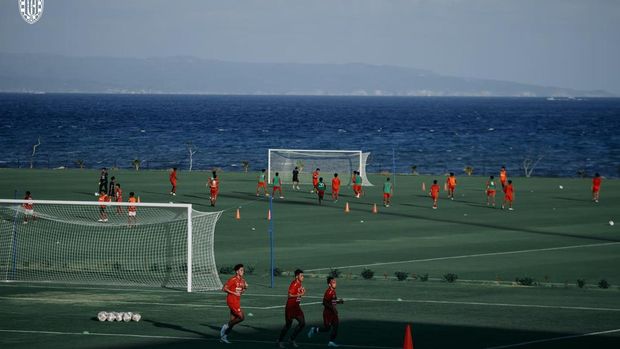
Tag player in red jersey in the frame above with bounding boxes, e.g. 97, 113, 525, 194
114, 183, 123, 214
169, 167, 178, 196
307, 277, 344, 347
22, 191, 35, 224
127, 192, 139, 226
502, 180, 514, 210
430, 180, 440, 209
220, 264, 248, 344
446, 172, 457, 200
277, 269, 306, 348
272, 172, 284, 199
209, 171, 220, 207
331, 173, 341, 202
592, 173, 602, 203
98, 190, 110, 222
311, 168, 320, 193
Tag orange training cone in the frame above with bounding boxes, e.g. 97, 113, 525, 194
372, 203, 378, 214
403, 324, 413, 349
267, 209, 271, 220
235, 208, 241, 220
345, 202, 350, 213
422, 182, 426, 191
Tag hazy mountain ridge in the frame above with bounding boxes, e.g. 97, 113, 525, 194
0, 53, 612, 97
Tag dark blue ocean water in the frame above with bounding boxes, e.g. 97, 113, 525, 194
1, 94, 619, 177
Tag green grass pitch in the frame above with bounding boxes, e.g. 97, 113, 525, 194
1, 168, 619, 348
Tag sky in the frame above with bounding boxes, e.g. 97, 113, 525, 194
1, 0, 619, 94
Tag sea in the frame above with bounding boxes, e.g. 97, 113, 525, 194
0, 93, 619, 178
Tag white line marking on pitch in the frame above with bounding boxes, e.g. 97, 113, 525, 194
305, 242, 620, 272
484, 328, 620, 349
345, 298, 620, 312
0, 329, 398, 349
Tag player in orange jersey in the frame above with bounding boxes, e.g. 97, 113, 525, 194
127, 191, 139, 226
209, 171, 220, 206
311, 168, 320, 193
220, 264, 248, 344
430, 180, 440, 209
256, 169, 268, 196
331, 173, 341, 202
98, 190, 110, 222
114, 183, 123, 214
592, 173, 602, 203
446, 172, 457, 200
502, 180, 514, 210
277, 269, 306, 348
499, 166, 508, 188
22, 191, 35, 224
307, 277, 344, 347
486, 176, 497, 207
169, 167, 178, 196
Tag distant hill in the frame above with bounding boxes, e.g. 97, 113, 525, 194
0, 53, 613, 97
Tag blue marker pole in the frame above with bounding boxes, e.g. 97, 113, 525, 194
392, 148, 396, 188
269, 195, 274, 288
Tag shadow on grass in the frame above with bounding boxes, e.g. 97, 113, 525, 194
84, 319, 620, 349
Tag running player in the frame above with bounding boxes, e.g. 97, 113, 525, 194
98, 190, 110, 222
430, 179, 440, 209
97, 168, 108, 196
311, 168, 320, 193
592, 173, 602, 203
486, 175, 496, 207
383, 177, 393, 207
292, 166, 300, 190
331, 173, 341, 202
277, 269, 306, 348
114, 183, 123, 214
209, 171, 220, 206
169, 167, 177, 196
220, 264, 248, 344
500, 166, 508, 189
317, 177, 326, 205
22, 191, 34, 224
272, 172, 284, 199
446, 172, 457, 200
502, 179, 514, 210
256, 169, 268, 196
127, 191, 138, 226
307, 277, 344, 348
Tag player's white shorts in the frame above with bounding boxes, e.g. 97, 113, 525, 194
24, 209, 34, 216
128, 211, 137, 217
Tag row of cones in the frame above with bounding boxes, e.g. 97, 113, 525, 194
235, 202, 379, 221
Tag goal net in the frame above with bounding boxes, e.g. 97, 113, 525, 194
268, 149, 373, 186
0, 199, 222, 292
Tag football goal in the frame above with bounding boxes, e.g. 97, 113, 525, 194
0, 199, 222, 292
268, 149, 373, 186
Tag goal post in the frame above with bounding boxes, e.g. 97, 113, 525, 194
0, 199, 222, 292
268, 149, 373, 186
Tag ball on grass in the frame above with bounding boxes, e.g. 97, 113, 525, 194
610, 221, 615, 226
360, 220, 364, 223
559, 185, 564, 189
97, 311, 108, 321
248, 312, 254, 317
251, 227, 256, 231
123, 312, 133, 322
397, 298, 403, 301
132, 313, 141, 322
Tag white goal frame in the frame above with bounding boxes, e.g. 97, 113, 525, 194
0, 199, 221, 292
267, 149, 372, 186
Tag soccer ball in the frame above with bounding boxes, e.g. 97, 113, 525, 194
132, 313, 141, 322
559, 185, 564, 189
123, 312, 133, 322
116, 312, 126, 322
106, 312, 116, 322
97, 311, 108, 321
610, 221, 615, 226
94, 192, 100, 196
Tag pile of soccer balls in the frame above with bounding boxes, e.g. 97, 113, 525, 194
97, 311, 141, 322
